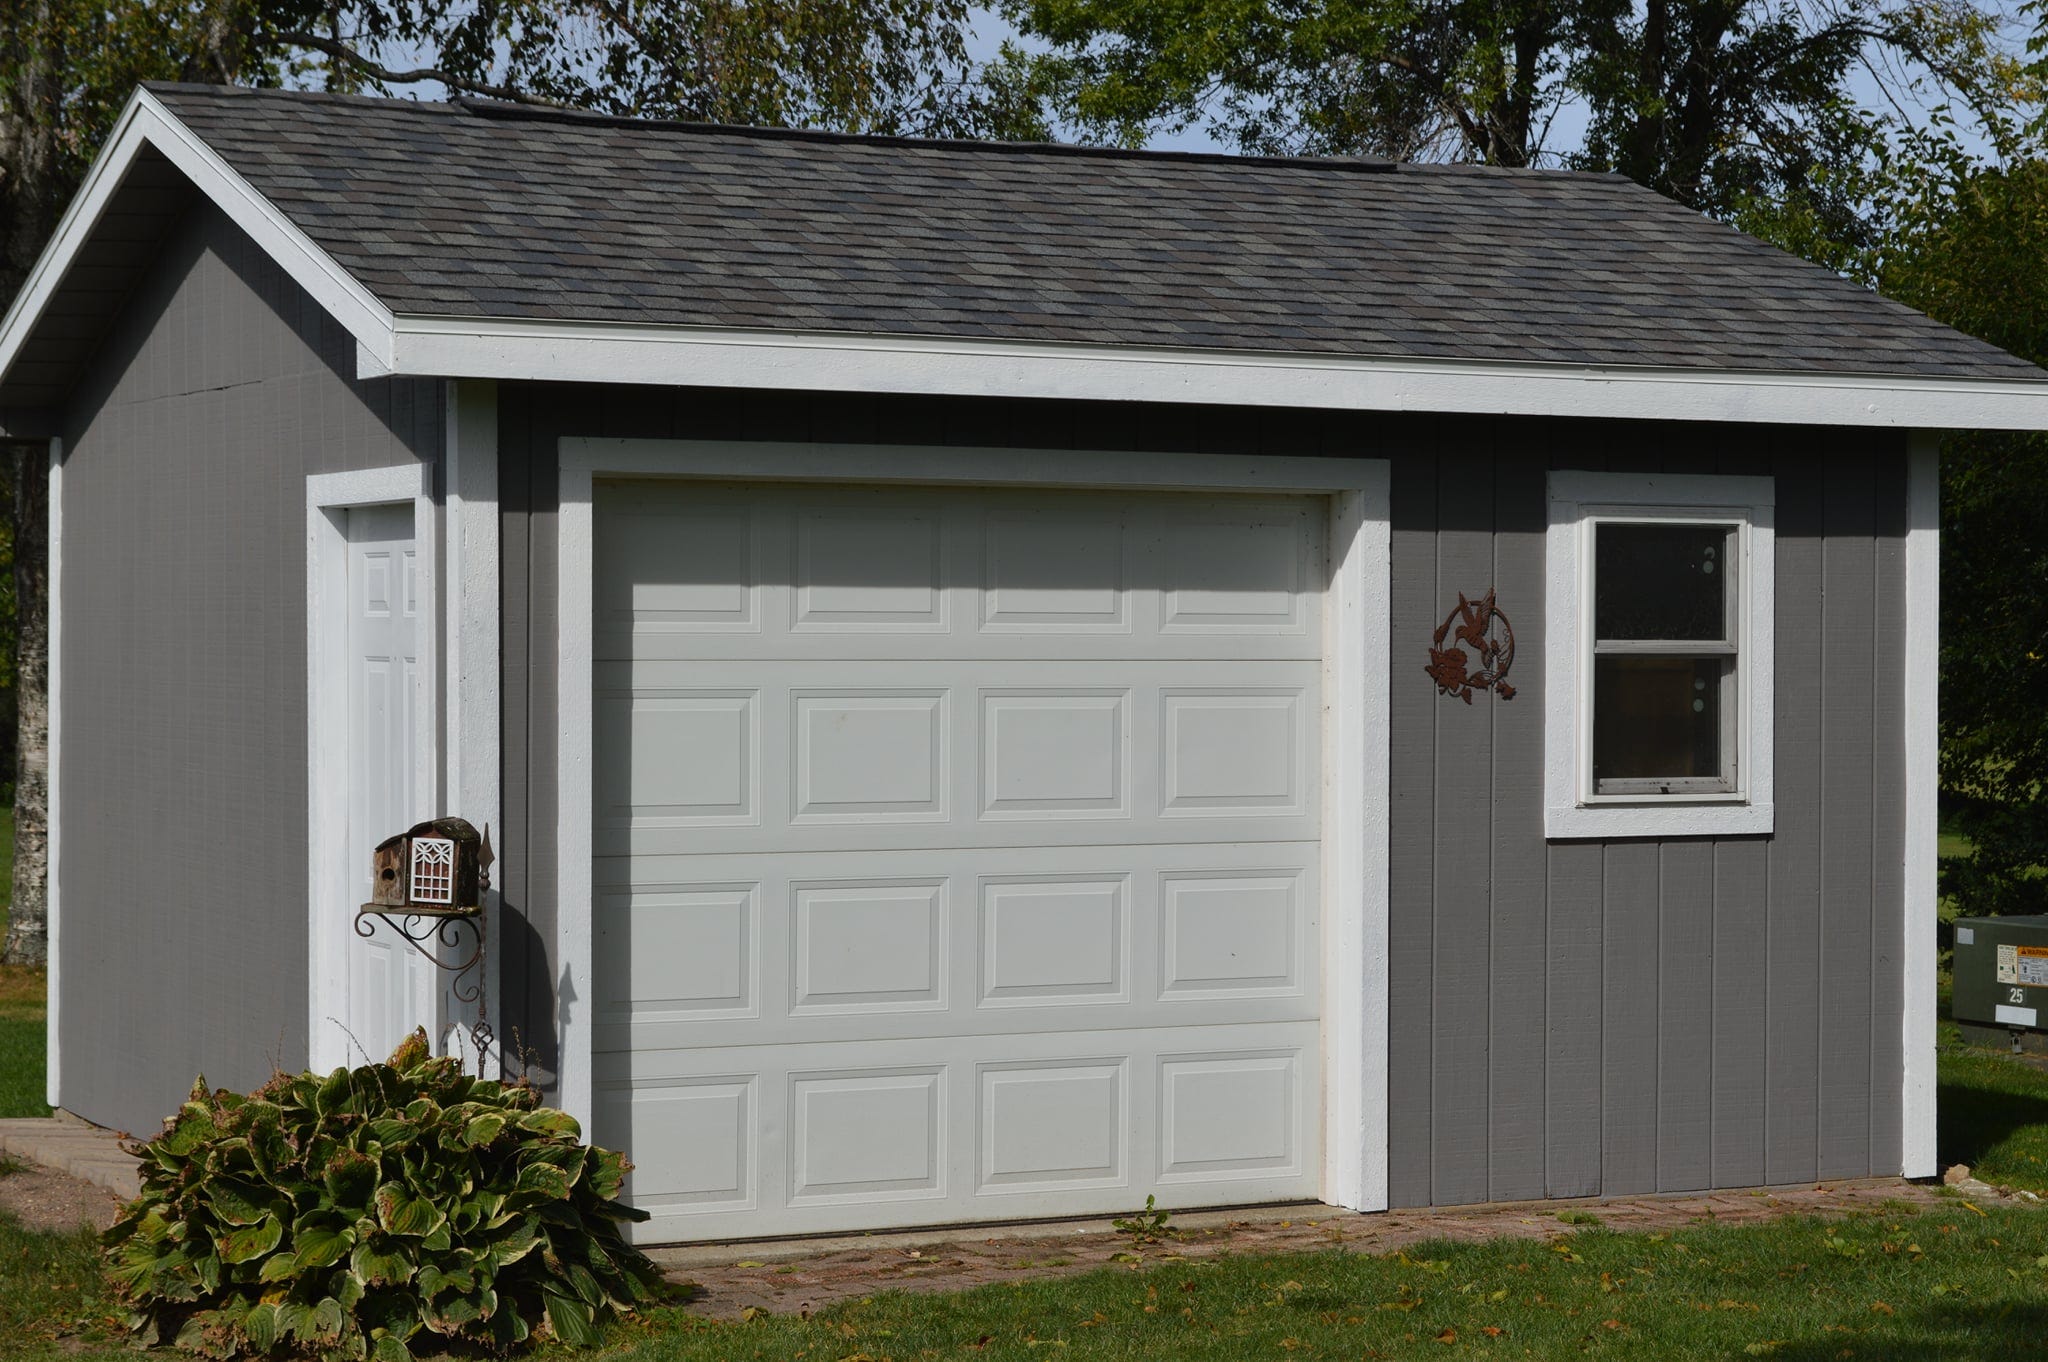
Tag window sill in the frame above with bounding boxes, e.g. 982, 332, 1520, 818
1544, 800, 1774, 841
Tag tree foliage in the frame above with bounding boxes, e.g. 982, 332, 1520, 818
1882, 150, 2048, 917
988, 0, 2024, 234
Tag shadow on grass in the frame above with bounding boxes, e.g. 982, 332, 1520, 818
1768, 1302, 2048, 1360
1937, 1059, 2048, 1173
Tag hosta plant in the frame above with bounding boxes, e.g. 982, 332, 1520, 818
103, 1030, 667, 1358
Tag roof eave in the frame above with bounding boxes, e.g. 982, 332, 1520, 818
382, 313, 2048, 431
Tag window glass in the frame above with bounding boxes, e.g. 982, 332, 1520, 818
1594, 523, 1735, 641
1593, 655, 1725, 783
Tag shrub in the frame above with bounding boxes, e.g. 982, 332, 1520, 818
103, 1030, 667, 1358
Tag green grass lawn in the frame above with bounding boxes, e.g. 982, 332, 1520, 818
6, 1198, 2048, 1361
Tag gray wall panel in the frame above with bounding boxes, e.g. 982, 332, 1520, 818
1430, 441, 1495, 1208
1386, 453, 1439, 1209
1602, 841, 1660, 1195
490, 390, 1912, 1204
1488, 453, 1548, 1203
1545, 843, 1604, 1198
1711, 840, 1769, 1187
1767, 459, 1825, 1185
1658, 841, 1715, 1192
57, 203, 438, 1135
1819, 453, 1877, 1180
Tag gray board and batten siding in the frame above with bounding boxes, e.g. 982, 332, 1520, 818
496, 391, 1909, 1205
54, 199, 440, 1136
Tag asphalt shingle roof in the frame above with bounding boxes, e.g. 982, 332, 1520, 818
148, 82, 2043, 381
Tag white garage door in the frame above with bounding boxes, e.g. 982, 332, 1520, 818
591, 481, 1325, 1241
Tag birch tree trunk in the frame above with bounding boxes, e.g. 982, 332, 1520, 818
0, 0, 58, 967
4, 445, 45, 965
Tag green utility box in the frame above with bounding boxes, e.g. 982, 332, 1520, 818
1953, 914, 2048, 1052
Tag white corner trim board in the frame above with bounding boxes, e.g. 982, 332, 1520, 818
43, 439, 61, 1110
304, 463, 438, 1073
1543, 470, 1777, 840
8, 88, 2048, 435
553, 438, 1395, 1214
1901, 433, 1940, 1179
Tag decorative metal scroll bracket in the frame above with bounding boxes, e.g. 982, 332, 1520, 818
353, 905, 493, 1058
1426, 588, 1517, 704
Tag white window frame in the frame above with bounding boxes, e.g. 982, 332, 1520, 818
1545, 470, 1775, 839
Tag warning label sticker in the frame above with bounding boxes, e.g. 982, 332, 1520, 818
1997, 944, 2048, 988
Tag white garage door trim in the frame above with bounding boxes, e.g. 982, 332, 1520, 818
556, 438, 1391, 1214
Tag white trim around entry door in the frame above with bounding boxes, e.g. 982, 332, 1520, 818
554, 437, 1394, 1213
306, 463, 439, 1072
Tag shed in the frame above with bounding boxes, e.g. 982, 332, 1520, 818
2, 82, 2041, 1241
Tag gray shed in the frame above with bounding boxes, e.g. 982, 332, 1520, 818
2, 82, 2039, 1241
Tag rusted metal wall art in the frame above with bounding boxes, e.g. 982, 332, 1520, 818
1427, 589, 1517, 703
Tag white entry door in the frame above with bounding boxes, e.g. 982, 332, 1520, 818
343, 504, 436, 1066
593, 482, 1326, 1242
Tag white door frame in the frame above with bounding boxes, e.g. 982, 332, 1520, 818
555, 438, 1393, 1212
306, 464, 439, 1072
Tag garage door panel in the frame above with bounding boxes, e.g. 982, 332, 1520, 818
592, 843, 1319, 1055
595, 1021, 1319, 1242
594, 660, 1319, 858
594, 485, 1322, 663
593, 480, 1327, 1240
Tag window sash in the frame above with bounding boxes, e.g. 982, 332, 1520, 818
1581, 514, 1748, 804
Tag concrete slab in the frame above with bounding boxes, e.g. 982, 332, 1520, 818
0, 1116, 139, 1203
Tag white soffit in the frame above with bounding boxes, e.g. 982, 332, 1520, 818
7, 88, 2048, 432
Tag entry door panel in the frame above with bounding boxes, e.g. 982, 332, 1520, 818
592, 484, 1325, 1241
343, 504, 434, 1066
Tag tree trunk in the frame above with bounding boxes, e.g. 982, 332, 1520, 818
3, 442, 46, 966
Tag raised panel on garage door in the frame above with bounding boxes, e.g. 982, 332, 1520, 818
591, 483, 1326, 1241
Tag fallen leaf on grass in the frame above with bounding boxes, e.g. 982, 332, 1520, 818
1434, 1326, 1457, 1343
1871, 1301, 1895, 1315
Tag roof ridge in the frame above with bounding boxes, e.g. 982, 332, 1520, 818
144, 80, 1627, 181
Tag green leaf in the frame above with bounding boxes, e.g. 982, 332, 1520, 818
209, 1179, 277, 1227
351, 1235, 415, 1287
513, 1162, 572, 1202
244, 1301, 281, 1352
216, 1214, 283, 1265
462, 1113, 507, 1147
292, 1222, 355, 1271
308, 1295, 346, 1343
516, 1108, 582, 1140
544, 1290, 599, 1347
368, 1334, 413, 1362
373, 1183, 446, 1238
324, 1150, 379, 1210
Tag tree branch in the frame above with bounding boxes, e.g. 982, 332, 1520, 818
270, 30, 572, 107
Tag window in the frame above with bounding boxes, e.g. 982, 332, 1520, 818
1545, 472, 1774, 838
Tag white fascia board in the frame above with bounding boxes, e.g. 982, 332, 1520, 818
389, 316, 2048, 430
0, 88, 397, 387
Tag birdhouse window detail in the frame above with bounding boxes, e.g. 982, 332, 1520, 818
409, 838, 456, 905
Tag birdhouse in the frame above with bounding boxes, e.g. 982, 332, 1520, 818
369, 817, 488, 914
